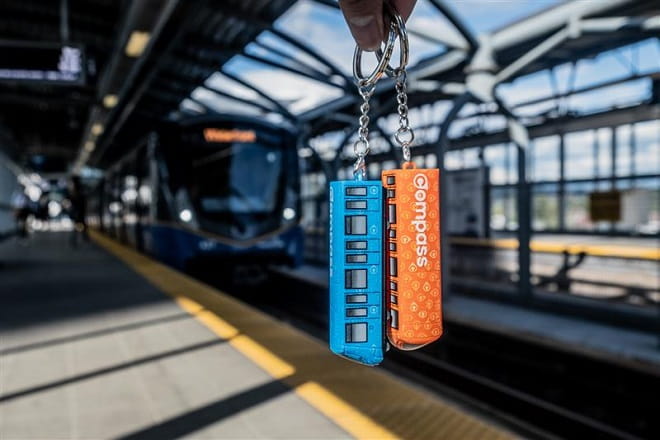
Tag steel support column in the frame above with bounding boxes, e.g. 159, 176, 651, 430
558, 132, 566, 232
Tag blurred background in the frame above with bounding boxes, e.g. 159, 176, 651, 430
0, 0, 658, 439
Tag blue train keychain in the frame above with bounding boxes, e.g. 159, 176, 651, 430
328, 86, 386, 366
328, 8, 402, 366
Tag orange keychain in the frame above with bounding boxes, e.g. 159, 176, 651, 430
383, 164, 442, 350
378, 12, 443, 349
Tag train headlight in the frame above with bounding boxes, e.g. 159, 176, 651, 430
179, 209, 193, 222
283, 208, 296, 220
48, 200, 62, 218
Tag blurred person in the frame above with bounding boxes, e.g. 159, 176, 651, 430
10, 186, 30, 239
339, 0, 418, 51
68, 176, 88, 247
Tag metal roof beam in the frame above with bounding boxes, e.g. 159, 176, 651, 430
218, 69, 296, 120
268, 28, 350, 84
201, 85, 279, 116
241, 52, 344, 89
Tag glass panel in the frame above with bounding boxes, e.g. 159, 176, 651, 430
531, 136, 559, 181
533, 188, 559, 230
565, 182, 596, 230
565, 130, 596, 179
616, 125, 633, 177
596, 128, 613, 179
634, 120, 660, 175
490, 187, 517, 230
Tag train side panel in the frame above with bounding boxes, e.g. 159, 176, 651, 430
329, 180, 384, 366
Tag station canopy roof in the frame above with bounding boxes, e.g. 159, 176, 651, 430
0, 0, 657, 173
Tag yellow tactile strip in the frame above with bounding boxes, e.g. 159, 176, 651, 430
91, 231, 513, 440
451, 237, 659, 261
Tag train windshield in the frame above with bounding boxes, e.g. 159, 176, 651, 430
192, 143, 282, 214
168, 121, 296, 242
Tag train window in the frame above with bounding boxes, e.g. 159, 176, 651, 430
388, 205, 396, 224
346, 294, 367, 303
390, 281, 397, 291
345, 216, 367, 235
390, 257, 397, 277
346, 308, 368, 317
346, 241, 367, 250
386, 176, 395, 185
389, 242, 396, 252
390, 310, 399, 329
345, 187, 367, 196
389, 229, 396, 238
387, 189, 395, 198
390, 294, 398, 305
346, 254, 367, 263
346, 200, 367, 210
345, 269, 367, 289
345, 323, 368, 342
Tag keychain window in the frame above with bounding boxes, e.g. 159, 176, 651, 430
345, 269, 367, 289
345, 216, 367, 235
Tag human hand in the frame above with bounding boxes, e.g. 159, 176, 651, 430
339, 0, 417, 51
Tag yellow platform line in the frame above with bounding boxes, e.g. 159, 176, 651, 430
451, 237, 659, 261
91, 230, 513, 440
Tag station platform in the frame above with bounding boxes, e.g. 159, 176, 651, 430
273, 264, 660, 376
0, 232, 513, 439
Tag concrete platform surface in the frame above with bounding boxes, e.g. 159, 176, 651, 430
1, 232, 512, 439
0, 234, 346, 439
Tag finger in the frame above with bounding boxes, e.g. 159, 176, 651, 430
391, 0, 417, 22
339, 0, 384, 51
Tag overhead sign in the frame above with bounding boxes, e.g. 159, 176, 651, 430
203, 128, 256, 143
589, 191, 621, 222
0, 41, 85, 85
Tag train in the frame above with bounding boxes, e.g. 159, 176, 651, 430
86, 115, 304, 271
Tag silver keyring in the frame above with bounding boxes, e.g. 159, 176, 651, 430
376, 4, 409, 77
353, 19, 398, 87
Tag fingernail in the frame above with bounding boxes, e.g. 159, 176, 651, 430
349, 15, 382, 51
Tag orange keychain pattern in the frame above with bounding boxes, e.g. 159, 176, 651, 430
383, 164, 443, 350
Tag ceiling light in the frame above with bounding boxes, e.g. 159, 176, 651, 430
91, 123, 104, 136
125, 31, 150, 57
103, 94, 118, 108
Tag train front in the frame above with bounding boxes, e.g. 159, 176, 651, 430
154, 116, 303, 270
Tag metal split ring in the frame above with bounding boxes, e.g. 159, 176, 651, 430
353, 139, 370, 157
395, 127, 414, 146
352, 6, 401, 87
376, 3, 409, 78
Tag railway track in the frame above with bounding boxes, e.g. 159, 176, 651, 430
190, 264, 659, 440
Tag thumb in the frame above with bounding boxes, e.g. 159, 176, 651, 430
339, 0, 384, 51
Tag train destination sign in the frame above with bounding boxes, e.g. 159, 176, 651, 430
203, 128, 257, 143
0, 41, 85, 85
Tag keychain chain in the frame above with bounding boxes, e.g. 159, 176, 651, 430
352, 1, 411, 176
353, 80, 375, 180
393, 67, 414, 163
